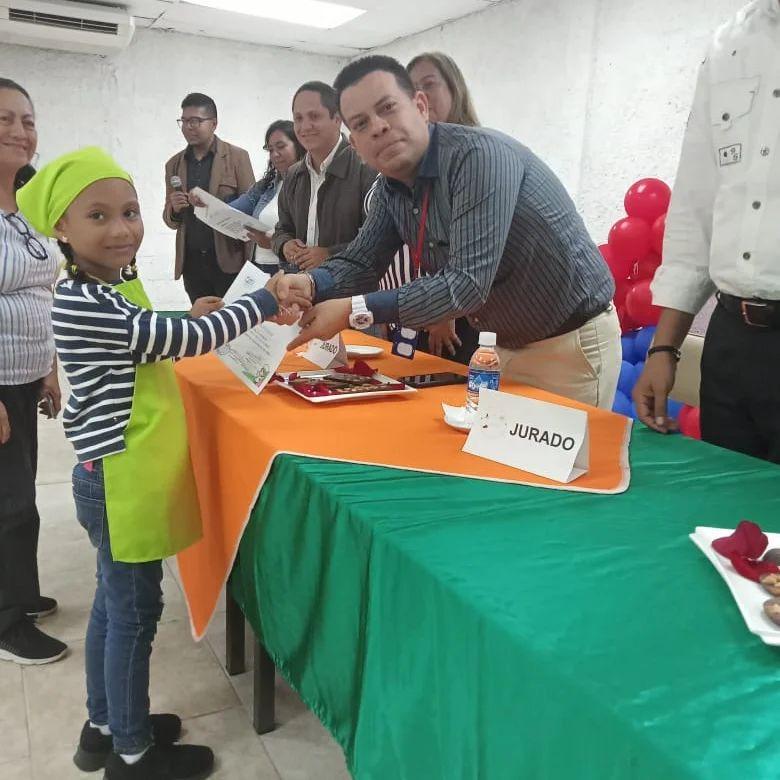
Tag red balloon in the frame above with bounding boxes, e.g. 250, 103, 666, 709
651, 213, 666, 256
608, 217, 652, 269
613, 278, 631, 308
679, 405, 701, 440
624, 178, 671, 224
631, 253, 662, 281
617, 304, 637, 334
600, 242, 631, 282
625, 279, 662, 327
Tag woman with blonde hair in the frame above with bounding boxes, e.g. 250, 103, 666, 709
407, 51, 479, 127
394, 52, 480, 363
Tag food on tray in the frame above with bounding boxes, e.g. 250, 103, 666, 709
272, 361, 407, 399
763, 548, 780, 566
287, 373, 404, 397
712, 522, 780, 629
759, 573, 780, 597
763, 598, 780, 626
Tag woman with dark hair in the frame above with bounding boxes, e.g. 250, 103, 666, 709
231, 119, 305, 273
0, 77, 67, 665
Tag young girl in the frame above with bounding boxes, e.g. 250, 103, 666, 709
17, 147, 306, 780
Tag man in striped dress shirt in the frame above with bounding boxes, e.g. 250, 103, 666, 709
284, 55, 621, 409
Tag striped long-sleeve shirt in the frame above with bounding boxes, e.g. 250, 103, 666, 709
311, 123, 614, 349
363, 176, 414, 291
52, 278, 277, 462
0, 211, 60, 385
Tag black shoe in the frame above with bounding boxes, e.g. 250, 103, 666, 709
24, 595, 58, 619
73, 714, 186, 772
0, 618, 67, 665
103, 743, 214, 779
74, 715, 183, 772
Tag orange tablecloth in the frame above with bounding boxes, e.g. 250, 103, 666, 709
175, 332, 632, 639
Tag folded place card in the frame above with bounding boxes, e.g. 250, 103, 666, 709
303, 334, 348, 369
462, 388, 589, 483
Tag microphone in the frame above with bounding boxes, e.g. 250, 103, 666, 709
170, 175, 183, 191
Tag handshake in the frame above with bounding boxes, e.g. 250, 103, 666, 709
269, 272, 355, 351
189, 272, 354, 351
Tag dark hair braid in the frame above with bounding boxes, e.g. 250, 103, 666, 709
59, 240, 138, 283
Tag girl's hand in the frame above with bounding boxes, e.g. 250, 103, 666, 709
0, 400, 10, 444
190, 296, 224, 318
266, 271, 312, 311
39, 368, 61, 419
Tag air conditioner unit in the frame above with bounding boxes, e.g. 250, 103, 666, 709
0, 0, 135, 55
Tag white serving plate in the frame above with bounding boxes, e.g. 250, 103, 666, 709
690, 526, 780, 645
346, 344, 384, 358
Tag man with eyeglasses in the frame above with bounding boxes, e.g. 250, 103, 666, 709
164, 92, 255, 301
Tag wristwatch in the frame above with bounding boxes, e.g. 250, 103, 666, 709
348, 295, 374, 330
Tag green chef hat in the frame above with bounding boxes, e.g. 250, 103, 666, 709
16, 147, 133, 238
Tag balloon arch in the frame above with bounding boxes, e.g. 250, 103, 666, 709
602, 178, 701, 439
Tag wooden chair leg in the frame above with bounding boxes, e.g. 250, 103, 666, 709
225, 589, 246, 676
253, 637, 276, 734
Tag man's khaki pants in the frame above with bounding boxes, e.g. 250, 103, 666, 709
495, 307, 621, 410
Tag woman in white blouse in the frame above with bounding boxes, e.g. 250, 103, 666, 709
0, 78, 67, 665
231, 119, 304, 273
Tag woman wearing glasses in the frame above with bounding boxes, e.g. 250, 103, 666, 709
0, 78, 67, 665
230, 119, 305, 274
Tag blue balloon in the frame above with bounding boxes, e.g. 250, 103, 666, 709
667, 398, 684, 420
634, 360, 645, 379
612, 390, 634, 417
633, 326, 657, 362
617, 361, 637, 396
621, 334, 638, 364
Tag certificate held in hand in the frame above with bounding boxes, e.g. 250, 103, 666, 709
191, 187, 265, 242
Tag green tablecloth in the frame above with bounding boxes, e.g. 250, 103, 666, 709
231, 426, 780, 780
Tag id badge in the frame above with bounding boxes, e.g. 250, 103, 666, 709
389, 323, 418, 359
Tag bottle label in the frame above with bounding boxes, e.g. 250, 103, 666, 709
467, 369, 500, 394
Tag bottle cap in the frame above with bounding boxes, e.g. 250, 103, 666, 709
478, 331, 497, 347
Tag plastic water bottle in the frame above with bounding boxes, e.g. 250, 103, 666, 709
466, 332, 501, 412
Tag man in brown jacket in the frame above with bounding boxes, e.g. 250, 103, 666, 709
163, 92, 255, 301
271, 81, 376, 273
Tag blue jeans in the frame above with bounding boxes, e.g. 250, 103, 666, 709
72, 461, 163, 754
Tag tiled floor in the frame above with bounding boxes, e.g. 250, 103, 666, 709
0, 408, 351, 779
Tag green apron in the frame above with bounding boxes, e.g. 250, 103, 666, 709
102, 277, 202, 562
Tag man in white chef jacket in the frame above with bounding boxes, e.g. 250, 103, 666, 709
634, 0, 780, 463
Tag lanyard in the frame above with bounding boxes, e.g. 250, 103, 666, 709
410, 185, 432, 278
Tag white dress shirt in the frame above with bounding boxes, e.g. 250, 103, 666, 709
304, 138, 341, 246
653, 0, 780, 313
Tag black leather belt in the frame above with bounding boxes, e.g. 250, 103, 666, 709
717, 292, 780, 329
551, 302, 612, 338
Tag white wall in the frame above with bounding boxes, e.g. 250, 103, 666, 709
372, 0, 746, 242
2, 0, 750, 306
0, 29, 344, 308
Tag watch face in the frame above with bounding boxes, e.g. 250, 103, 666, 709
351, 313, 373, 329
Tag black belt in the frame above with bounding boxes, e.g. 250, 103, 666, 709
717, 292, 780, 329
550, 302, 612, 338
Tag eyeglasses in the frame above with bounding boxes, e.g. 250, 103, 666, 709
177, 116, 216, 129
3, 213, 48, 261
